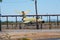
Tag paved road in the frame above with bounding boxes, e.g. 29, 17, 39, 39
1, 29, 60, 33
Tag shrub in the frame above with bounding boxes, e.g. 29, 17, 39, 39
17, 38, 32, 40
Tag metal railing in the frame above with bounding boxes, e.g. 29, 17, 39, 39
0, 14, 60, 30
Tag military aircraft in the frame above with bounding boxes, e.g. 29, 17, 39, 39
18, 10, 44, 24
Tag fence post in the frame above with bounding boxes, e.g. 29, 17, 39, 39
15, 16, 17, 29
40, 16, 42, 29
0, 14, 1, 31
19, 23, 21, 29
6, 16, 9, 29
57, 16, 58, 27
49, 16, 51, 29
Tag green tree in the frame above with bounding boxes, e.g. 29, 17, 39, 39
0, 0, 2, 2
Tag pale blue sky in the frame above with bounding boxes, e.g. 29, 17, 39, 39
1, 0, 60, 15
0, 0, 60, 21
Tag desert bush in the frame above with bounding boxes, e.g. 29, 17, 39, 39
17, 38, 32, 40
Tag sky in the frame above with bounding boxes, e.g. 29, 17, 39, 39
0, 0, 60, 21
1, 0, 60, 15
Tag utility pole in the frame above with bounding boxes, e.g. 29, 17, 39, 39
34, 0, 39, 29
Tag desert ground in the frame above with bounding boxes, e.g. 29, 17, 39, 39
0, 29, 60, 40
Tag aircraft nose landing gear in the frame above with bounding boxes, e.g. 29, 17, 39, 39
42, 21, 45, 23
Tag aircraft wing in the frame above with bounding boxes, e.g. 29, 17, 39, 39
23, 21, 30, 23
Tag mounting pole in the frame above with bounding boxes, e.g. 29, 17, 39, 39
34, 0, 39, 29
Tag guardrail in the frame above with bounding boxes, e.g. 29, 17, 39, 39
0, 14, 60, 31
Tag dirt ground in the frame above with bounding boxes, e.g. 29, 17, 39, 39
0, 29, 60, 40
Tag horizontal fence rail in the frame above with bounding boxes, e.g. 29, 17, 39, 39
0, 14, 60, 30
1, 14, 60, 17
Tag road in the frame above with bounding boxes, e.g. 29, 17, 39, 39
1, 29, 60, 32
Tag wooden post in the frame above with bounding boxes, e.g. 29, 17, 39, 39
40, 16, 42, 29
15, 16, 17, 29
6, 16, 9, 29
49, 16, 51, 29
